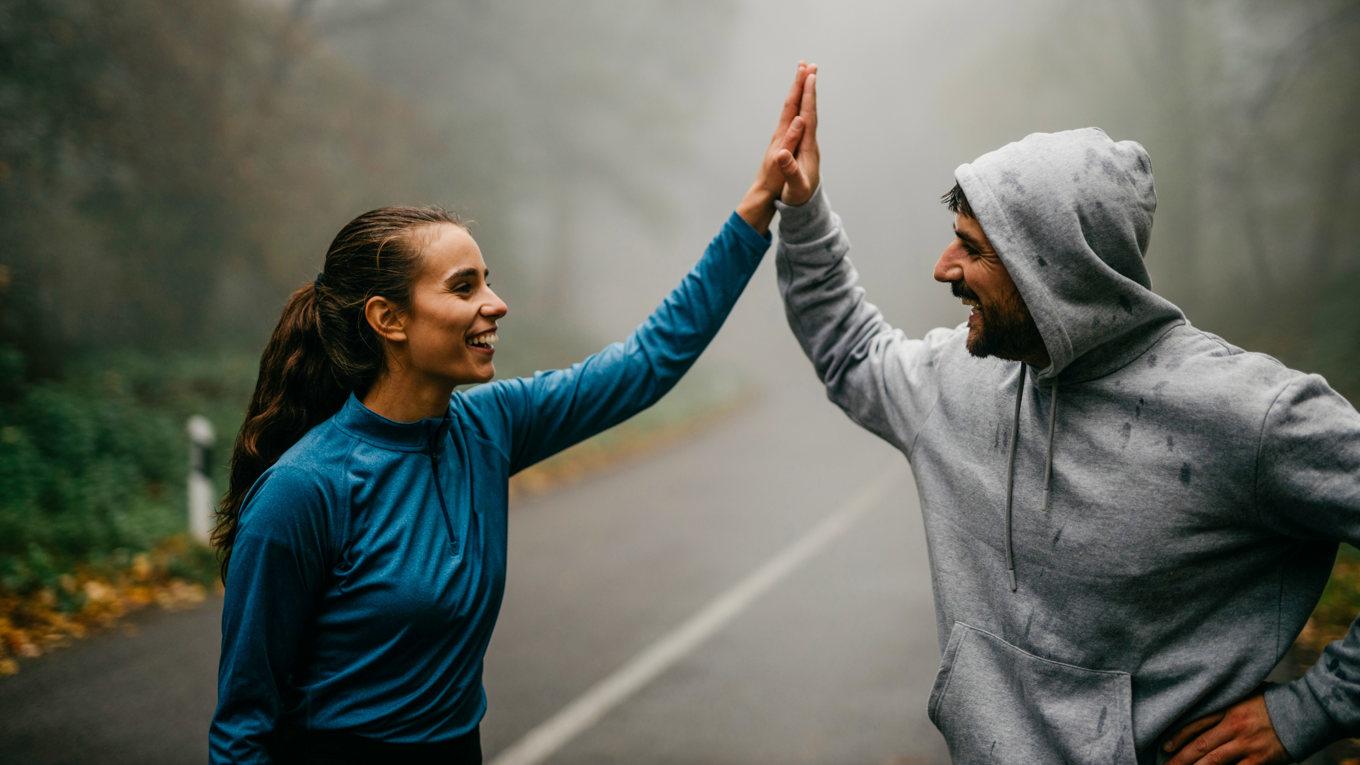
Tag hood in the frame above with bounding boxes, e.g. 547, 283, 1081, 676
954, 127, 1184, 382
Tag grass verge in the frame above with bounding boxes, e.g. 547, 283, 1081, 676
0, 356, 754, 676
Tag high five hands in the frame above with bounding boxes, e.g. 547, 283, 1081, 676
737, 62, 821, 234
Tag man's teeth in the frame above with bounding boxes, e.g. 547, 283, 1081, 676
961, 298, 980, 308
469, 331, 498, 349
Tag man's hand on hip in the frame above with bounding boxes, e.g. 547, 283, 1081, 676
1163, 693, 1290, 765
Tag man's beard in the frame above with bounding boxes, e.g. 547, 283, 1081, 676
951, 281, 1046, 362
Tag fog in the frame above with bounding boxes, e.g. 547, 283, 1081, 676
5, 0, 1355, 388
313, 0, 1360, 391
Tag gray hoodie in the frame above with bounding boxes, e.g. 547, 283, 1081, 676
775, 128, 1360, 764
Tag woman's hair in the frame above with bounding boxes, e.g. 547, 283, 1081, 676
213, 206, 463, 581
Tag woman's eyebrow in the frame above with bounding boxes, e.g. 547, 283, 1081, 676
445, 267, 484, 283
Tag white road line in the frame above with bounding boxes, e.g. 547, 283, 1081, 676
488, 466, 902, 765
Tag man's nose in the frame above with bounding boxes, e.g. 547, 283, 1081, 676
934, 245, 965, 283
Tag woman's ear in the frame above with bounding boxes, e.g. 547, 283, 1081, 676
364, 295, 407, 343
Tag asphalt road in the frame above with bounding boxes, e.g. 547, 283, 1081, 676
0, 371, 948, 764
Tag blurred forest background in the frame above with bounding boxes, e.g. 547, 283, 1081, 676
0, 0, 1357, 668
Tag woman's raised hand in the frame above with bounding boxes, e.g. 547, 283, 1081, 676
736, 62, 816, 233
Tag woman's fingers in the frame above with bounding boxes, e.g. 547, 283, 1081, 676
772, 61, 808, 141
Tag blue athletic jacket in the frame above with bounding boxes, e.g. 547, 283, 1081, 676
210, 213, 769, 762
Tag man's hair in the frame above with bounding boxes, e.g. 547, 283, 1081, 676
941, 182, 975, 219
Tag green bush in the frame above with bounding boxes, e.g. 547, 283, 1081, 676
0, 344, 255, 597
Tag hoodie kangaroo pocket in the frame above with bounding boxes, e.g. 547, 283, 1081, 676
927, 622, 1135, 765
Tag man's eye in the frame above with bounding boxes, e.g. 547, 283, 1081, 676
452, 283, 473, 294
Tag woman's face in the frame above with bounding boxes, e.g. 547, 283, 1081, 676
400, 223, 508, 387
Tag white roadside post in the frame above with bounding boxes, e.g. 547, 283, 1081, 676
186, 415, 216, 545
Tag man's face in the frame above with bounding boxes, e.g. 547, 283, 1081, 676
932, 213, 1047, 365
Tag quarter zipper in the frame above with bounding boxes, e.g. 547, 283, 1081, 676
427, 426, 459, 558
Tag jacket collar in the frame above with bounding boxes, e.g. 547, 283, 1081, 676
331, 392, 450, 452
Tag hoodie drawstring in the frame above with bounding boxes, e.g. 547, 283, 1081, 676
1004, 369, 1060, 594
1042, 383, 1059, 513
1004, 367, 1026, 593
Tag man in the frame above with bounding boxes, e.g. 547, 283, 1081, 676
773, 69, 1360, 764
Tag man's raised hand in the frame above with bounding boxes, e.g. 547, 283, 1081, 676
777, 64, 819, 207
736, 62, 813, 233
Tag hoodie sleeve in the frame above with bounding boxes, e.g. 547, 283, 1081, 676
1254, 374, 1360, 759
776, 186, 950, 454
211, 467, 334, 764
465, 212, 769, 474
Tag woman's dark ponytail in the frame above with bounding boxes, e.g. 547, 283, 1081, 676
214, 206, 463, 580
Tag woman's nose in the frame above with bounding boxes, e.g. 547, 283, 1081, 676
482, 289, 508, 318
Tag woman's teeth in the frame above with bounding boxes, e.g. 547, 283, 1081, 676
468, 331, 498, 349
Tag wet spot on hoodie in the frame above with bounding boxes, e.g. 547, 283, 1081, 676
1135, 397, 1145, 419
1180, 462, 1193, 485
1147, 353, 1158, 367
1052, 525, 1065, 544
1153, 380, 1169, 395
1084, 148, 1123, 182
1120, 422, 1132, 448
1118, 294, 1134, 315
1037, 256, 1048, 267
1166, 435, 1175, 452
1096, 705, 1107, 736
1000, 170, 1026, 194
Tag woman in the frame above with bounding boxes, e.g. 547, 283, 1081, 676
209, 64, 818, 763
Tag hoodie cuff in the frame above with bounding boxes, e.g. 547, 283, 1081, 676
775, 185, 833, 245
1263, 679, 1342, 761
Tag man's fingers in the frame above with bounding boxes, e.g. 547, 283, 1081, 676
779, 116, 805, 155
778, 150, 810, 199
1165, 713, 1225, 753
773, 61, 808, 140
1188, 740, 1249, 765
1165, 717, 1234, 765
799, 71, 818, 152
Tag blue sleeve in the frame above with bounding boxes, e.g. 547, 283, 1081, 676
210, 466, 335, 764
464, 212, 769, 474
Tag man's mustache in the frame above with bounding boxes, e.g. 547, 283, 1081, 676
951, 281, 979, 302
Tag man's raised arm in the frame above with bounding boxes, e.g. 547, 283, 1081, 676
773, 71, 955, 454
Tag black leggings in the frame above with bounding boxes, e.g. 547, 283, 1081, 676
273, 726, 482, 764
